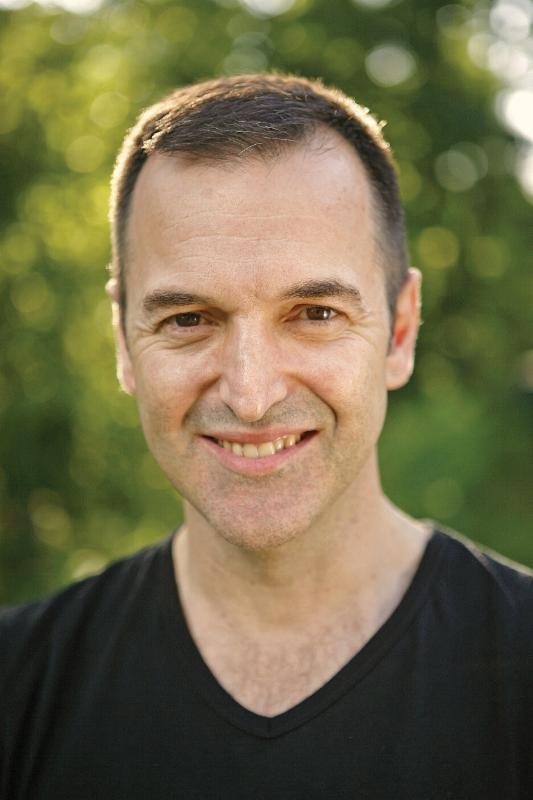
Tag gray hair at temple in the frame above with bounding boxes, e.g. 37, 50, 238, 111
109, 73, 408, 326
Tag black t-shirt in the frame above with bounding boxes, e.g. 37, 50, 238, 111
1, 529, 533, 799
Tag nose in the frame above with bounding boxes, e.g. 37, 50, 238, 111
217, 318, 289, 423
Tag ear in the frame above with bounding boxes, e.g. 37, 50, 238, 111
385, 268, 421, 391
106, 278, 136, 396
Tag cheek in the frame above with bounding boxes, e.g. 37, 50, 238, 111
310, 355, 389, 467
305, 343, 388, 416
133, 353, 201, 437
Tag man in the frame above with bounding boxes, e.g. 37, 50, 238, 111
1, 74, 532, 798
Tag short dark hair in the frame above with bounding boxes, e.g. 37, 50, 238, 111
110, 73, 408, 321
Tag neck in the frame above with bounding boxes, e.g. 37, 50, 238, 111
173, 470, 430, 635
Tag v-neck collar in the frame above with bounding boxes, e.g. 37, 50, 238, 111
159, 529, 448, 739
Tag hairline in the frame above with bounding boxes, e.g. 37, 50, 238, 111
118, 134, 399, 330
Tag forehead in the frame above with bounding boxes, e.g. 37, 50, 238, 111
125, 132, 380, 304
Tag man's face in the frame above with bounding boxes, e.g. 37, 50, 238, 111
114, 134, 419, 549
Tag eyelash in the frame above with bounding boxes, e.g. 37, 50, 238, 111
172, 312, 204, 328
163, 305, 339, 331
296, 306, 338, 322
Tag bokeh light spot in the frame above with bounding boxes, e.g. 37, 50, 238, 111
515, 146, 533, 196
0, 0, 30, 8
365, 43, 416, 87
65, 135, 106, 173
239, 0, 295, 16
90, 92, 130, 129
488, 41, 530, 80
49, 16, 88, 45
80, 44, 123, 83
351, 0, 395, 9
30, 0, 105, 12
417, 226, 460, 270
10, 273, 56, 326
490, 0, 531, 42
496, 88, 533, 143
2, 226, 38, 274
435, 149, 480, 191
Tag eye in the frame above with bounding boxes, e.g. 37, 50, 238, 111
172, 312, 203, 327
300, 306, 337, 321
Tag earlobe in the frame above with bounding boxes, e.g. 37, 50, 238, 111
385, 268, 421, 391
107, 280, 136, 395
114, 304, 136, 396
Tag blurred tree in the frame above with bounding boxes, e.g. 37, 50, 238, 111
1, 0, 532, 604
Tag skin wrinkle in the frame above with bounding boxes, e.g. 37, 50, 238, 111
154, 231, 329, 244
121, 134, 378, 288
157, 211, 321, 221
112, 133, 425, 715
142, 280, 368, 319
149, 212, 361, 242
184, 395, 331, 442
122, 140, 396, 544
111, 78, 409, 342
127, 223, 374, 279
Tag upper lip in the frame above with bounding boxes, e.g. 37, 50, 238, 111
201, 429, 313, 444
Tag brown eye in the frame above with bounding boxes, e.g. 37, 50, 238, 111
174, 312, 202, 327
305, 306, 334, 321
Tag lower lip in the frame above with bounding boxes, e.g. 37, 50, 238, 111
200, 433, 317, 475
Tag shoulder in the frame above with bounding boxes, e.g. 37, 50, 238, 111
430, 527, 533, 649
0, 536, 173, 690
435, 527, 533, 602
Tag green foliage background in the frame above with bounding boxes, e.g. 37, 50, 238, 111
1, 0, 532, 604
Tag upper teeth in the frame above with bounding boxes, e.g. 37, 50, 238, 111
218, 433, 302, 458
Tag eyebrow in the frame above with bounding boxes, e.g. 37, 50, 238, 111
142, 290, 216, 315
142, 279, 366, 316
280, 279, 365, 308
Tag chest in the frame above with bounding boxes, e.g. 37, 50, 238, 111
188, 617, 372, 716
9, 633, 522, 800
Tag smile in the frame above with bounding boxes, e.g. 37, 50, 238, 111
216, 433, 303, 459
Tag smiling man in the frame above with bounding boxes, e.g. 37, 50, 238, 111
1, 74, 532, 799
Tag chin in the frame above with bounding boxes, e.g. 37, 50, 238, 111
188, 497, 318, 553
215, 523, 304, 553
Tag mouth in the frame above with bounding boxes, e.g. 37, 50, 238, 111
203, 431, 316, 460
